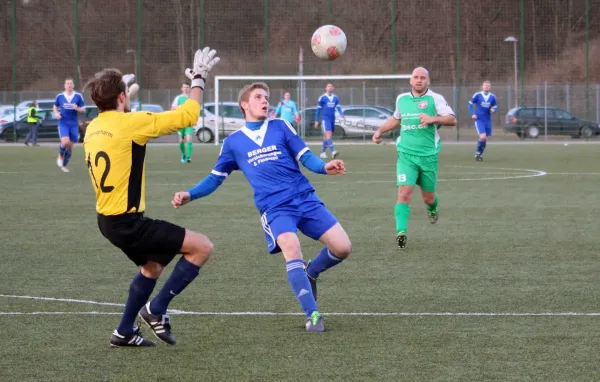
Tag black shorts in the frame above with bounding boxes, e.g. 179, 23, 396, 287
97, 213, 186, 266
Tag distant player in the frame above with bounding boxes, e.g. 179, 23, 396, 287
272, 91, 300, 127
172, 83, 195, 163
314, 83, 344, 159
468, 80, 498, 161
372, 67, 456, 249
172, 82, 352, 332
54, 78, 85, 172
83, 47, 220, 347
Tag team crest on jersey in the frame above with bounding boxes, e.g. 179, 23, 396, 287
418, 101, 428, 109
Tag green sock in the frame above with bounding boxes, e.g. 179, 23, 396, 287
186, 141, 193, 160
394, 203, 410, 233
179, 141, 186, 157
426, 193, 439, 213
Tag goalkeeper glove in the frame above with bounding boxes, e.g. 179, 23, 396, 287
185, 47, 220, 90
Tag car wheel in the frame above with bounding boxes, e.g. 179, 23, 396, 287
580, 125, 594, 139
196, 127, 214, 143
334, 126, 346, 138
525, 125, 540, 139
2, 128, 17, 142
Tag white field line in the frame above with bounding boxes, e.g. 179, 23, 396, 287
156, 167, 548, 186
1, 294, 599, 317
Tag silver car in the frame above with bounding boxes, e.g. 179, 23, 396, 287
302, 105, 394, 138
194, 102, 275, 143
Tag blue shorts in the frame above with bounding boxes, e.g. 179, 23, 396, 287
260, 192, 338, 254
474, 119, 492, 137
321, 118, 335, 133
58, 122, 79, 142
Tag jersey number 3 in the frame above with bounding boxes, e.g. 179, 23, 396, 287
87, 151, 114, 193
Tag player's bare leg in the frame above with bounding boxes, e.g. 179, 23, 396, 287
396, 185, 414, 249
139, 230, 213, 345
277, 232, 323, 332
422, 189, 439, 224
303, 223, 352, 300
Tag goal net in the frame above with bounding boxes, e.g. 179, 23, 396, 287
201, 74, 412, 145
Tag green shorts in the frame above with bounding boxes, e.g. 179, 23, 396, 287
178, 127, 194, 137
396, 151, 438, 192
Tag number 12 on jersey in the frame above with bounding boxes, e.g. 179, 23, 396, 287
87, 151, 114, 193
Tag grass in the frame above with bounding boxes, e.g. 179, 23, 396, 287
1, 142, 599, 381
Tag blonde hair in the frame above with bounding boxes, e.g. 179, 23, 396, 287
238, 82, 270, 118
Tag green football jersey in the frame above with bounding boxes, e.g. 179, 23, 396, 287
394, 89, 454, 156
173, 94, 188, 108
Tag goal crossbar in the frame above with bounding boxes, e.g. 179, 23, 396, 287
213, 74, 411, 144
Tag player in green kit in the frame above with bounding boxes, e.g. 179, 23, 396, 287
172, 83, 195, 163
372, 67, 456, 249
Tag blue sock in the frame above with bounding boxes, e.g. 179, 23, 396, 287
476, 139, 484, 154
59, 144, 66, 157
480, 139, 487, 154
149, 257, 200, 315
322, 139, 327, 153
117, 272, 157, 336
306, 247, 344, 279
63, 150, 72, 166
328, 139, 335, 152
286, 259, 317, 317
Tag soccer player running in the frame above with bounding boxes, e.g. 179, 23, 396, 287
83, 47, 220, 347
171, 83, 195, 163
468, 80, 498, 161
54, 78, 85, 172
172, 82, 352, 332
314, 83, 344, 159
272, 91, 300, 127
372, 67, 456, 249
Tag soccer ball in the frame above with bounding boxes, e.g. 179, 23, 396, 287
311, 25, 347, 61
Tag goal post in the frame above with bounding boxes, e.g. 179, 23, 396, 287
211, 74, 412, 145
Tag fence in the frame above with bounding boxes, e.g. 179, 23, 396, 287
1, 0, 599, 141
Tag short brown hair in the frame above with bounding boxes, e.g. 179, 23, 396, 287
84, 68, 126, 112
238, 82, 269, 118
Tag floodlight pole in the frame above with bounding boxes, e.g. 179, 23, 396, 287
505, 36, 518, 108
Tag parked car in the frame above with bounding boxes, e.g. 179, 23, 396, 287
131, 102, 164, 113
0, 106, 29, 126
503, 106, 600, 139
0, 109, 60, 142
17, 99, 57, 110
194, 102, 276, 143
78, 106, 100, 142
301, 104, 395, 138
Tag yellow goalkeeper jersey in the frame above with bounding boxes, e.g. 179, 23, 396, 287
83, 99, 200, 215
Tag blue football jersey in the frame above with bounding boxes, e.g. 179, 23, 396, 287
211, 119, 314, 214
469, 92, 497, 121
55, 92, 85, 125
317, 93, 342, 120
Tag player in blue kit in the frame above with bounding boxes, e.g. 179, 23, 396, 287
314, 83, 344, 159
53, 78, 85, 172
172, 82, 352, 333
468, 80, 498, 161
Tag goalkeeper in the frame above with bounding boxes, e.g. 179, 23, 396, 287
83, 47, 220, 347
